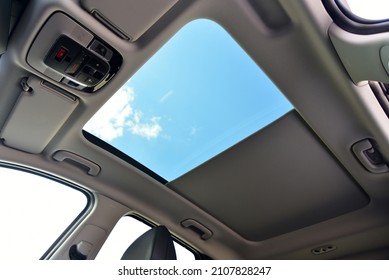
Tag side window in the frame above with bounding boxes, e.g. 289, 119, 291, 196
0, 166, 89, 260
96, 215, 196, 260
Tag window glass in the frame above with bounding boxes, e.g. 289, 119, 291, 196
346, 0, 389, 20
96, 216, 195, 260
84, 19, 292, 181
0, 166, 88, 260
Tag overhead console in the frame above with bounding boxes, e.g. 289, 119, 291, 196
27, 12, 122, 93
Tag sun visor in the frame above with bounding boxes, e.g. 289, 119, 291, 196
0, 76, 79, 153
80, 0, 178, 41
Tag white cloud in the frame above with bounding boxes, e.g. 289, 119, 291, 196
190, 127, 197, 136
84, 85, 162, 141
129, 122, 162, 140
84, 86, 134, 141
160, 90, 173, 103
133, 111, 142, 123
127, 114, 162, 140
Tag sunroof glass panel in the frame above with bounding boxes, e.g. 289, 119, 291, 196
84, 19, 293, 181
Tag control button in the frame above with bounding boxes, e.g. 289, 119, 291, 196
95, 44, 107, 57
77, 72, 99, 86
76, 72, 88, 83
93, 71, 104, 80
55, 47, 68, 62
89, 39, 113, 60
66, 62, 81, 75
65, 52, 89, 75
67, 80, 80, 88
88, 58, 107, 73
84, 76, 99, 86
82, 65, 96, 76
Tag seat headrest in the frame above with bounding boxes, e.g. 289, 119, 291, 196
121, 225, 177, 260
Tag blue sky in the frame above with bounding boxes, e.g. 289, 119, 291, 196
85, 19, 292, 181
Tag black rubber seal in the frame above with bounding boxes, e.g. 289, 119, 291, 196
322, 0, 389, 34
82, 130, 168, 184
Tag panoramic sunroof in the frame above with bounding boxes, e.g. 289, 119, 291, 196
84, 19, 293, 181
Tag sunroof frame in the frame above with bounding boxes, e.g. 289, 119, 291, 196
84, 19, 293, 181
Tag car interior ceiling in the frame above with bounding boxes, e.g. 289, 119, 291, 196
0, 0, 389, 260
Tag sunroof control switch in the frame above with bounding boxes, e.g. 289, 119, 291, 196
27, 12, 122, 93
45, 35, 109, 88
